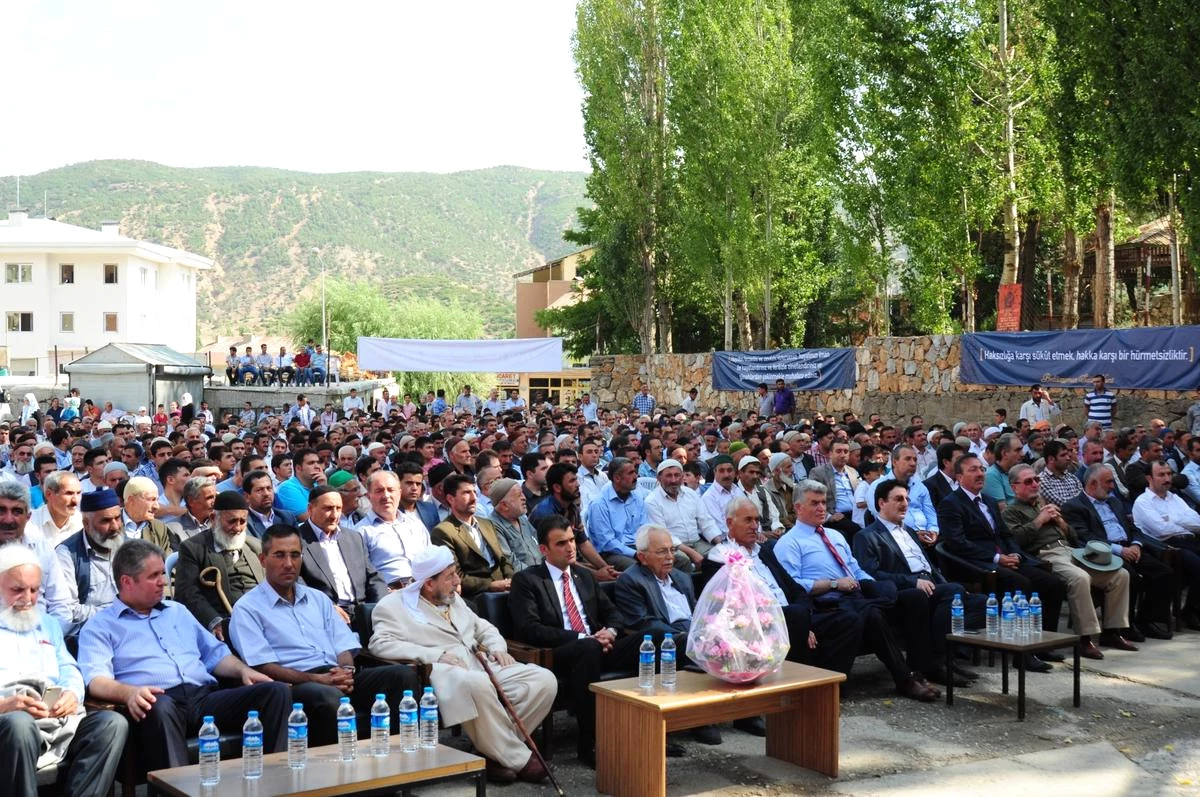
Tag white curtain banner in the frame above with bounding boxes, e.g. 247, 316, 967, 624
357, 337, 564, 373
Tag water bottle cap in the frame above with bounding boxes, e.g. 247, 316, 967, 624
293, 703, 303, 710
643, 634, 652, 640
989, 593, 996, 598
954, 593, 961, 599
423, 686, 433, 693
203, 715, 214, 723
248, 711, 259, 718
378, 693, 388, 700
339, 696, 351, 704
1031, 592, 1039, 598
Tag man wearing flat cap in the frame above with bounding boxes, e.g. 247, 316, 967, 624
174, 490, 263, 640
369, 546, 556, 784
55, 488, 126, 634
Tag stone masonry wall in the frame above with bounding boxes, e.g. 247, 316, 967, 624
589, 336, 1197, 429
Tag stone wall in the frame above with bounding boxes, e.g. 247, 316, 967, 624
589, 337, 1197, 429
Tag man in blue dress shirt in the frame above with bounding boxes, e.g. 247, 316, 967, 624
772, 479, 940, 702
586, 458, 646, 571
78, 539, 291, 773
230, 525, 419, 746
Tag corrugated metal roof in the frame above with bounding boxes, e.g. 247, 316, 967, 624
70, 343, 208, 368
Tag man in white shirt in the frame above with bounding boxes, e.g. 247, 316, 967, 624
483, 389, 505, 417
1019, 384, 1062, 427
576, 439, 610, 515
680, 388, 699, 416
25, 471, 83, 545
356, 467, 432, 589
579, 392, 599, 423
342, 388, 365, 417
644, 459, 723, 566
1132, 461, 1200, 545
700, 455, 738, 530
731, 457, 784, 536
503, 390, 527, 411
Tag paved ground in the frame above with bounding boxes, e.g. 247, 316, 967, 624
412, 628, 1200, 796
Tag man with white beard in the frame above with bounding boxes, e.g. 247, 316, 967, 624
0, 439, 36, 488
0, 544, 128, 797
55, 489, 126, 635
173, 491, 264, 641
0, 481, 72, 626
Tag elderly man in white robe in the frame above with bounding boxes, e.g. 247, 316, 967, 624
369, 546, 556, 785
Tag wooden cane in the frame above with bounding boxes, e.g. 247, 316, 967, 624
472, 648, 564, 796
198, 566, 233, 615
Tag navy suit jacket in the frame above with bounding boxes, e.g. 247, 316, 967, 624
416, 501, 441, 532
937, 488, 1032, 569
922, 472, 956, 508
246, 507, 296, 539
297, 521, 387, 605
851, 520, 947, 589
1061, 493, 1151, 549
509, 563, 621, 648
613, 563, 696, 636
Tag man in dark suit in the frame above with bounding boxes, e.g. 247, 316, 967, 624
614, 525, 753, 744
508, 514, 640, 767
242, 470, 296, 539
173, 490, 264, 642
296, 486, 387, 630
937, 454, 1066, 671
853, 479, 984, 686
1062, 463, 1177, 638
922, 442, 961, 508
431, 474, 513, 603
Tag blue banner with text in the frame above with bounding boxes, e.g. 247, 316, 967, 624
712, 348, 858, 391
960, 327, 1200, 390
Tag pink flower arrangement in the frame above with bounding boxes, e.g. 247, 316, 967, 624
686, 548, 790, 683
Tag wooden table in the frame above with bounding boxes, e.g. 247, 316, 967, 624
590, 660, 845, 796
147, 743, 485, 797
945, 629, 1082, 720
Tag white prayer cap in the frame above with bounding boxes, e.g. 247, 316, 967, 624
411, 546, 455, 586
656, 458, 683, 474
0, 543, 40, 576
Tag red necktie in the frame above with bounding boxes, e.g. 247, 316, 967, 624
561, 571, 587, 634
815, 526, 851, 576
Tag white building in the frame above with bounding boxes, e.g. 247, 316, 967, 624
0, 210, 211, 376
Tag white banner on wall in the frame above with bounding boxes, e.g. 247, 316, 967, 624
357, 337, 564, 373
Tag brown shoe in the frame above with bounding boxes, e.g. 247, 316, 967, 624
516, 754, 549, 784
1098, 632, 1139, 651
897, 676, 939, 702
485, 759, 517, 783
1080, 640, 1104, 660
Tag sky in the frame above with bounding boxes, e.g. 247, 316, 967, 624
1, 1, 589, 176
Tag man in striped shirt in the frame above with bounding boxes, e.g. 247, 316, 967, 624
1084, 375, 1117, 430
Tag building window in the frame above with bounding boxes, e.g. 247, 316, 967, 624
104, 263, 119, 284
140, 266, 148, 286
4, 263, 32, 283
6, 312, 33, 332
60, 263, 75, 284
60, 313, 74, 332
103, 312, 119, 333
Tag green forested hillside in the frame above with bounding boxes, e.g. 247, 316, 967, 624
6, 160, 588, 339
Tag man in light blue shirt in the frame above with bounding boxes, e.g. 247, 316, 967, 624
587, 458, 646, 571
1183, 437, 1200, 506
0, 544, 127, 797
77, 539, 290, 773
231, 526, 418, 746
868, 445, 940, 536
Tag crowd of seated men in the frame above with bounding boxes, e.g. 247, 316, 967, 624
223, 339, 338, 386
2, 378, 1200, 791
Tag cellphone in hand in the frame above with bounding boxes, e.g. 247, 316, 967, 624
42, 686, 63, 707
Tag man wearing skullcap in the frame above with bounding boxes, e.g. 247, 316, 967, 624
54, 489, 126, 632
174, 489, 263, 640
370, 546, 556, 784
644, 458, 722, 566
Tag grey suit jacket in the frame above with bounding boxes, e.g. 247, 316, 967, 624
613, 562, 696, 636
808, 463, 860, 512
297, 521, 387, 606
174, 529, 264, 631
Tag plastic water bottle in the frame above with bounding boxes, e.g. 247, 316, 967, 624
287, 703, 307, 770
337, 696, 357, 761
372, 693, 392, 757
660, 633, 677, 689
950, 594, 965, 635
1029, 592, 1043, 637
199, 715, 220, 785
419, 687, 439, 749
985, 593, 999, 636
638, 634, 656, 689
1016, 592, 1030, 639
1000, 592, 1015, 640
399, 690, 419, 753
242, 711, 263, 779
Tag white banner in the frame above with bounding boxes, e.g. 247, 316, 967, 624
357, 337, 564, 373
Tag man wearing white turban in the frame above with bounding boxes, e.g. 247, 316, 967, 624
368, 546, 557, 784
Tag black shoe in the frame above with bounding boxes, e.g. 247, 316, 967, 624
1036, 651, 1065, 663
925, 665, 971, 688
951, 663, 980, 681
665, 741, 687, 757
733, 716, 767, 737
1138, 621, 1172, 640
1122, 625, 1146, 643
691, 725, 722, 745
1024, 654, 1053, 673
1183, 611, 1200, 631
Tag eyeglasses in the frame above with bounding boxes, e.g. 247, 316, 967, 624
1018, 477, 1041, 485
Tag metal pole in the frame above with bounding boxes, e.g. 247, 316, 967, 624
315, 247, 328, 388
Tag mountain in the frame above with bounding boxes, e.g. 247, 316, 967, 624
5, 160, 589, 340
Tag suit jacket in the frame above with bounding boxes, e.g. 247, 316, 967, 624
509, 563, 621, 648
246, 507, 297, 539
851, 520, 946, 589
166, 512, 210, 542
809, 463, 860, 512
431, 515, 513, 599
923, 472, 956, 508
174, 530, 264, 630
140, 519, 180, 555
297, 521, 387, 605
937, 488, 1031, 569
1124, 460, 1152, 501
1061, 492, 1150, 549
613, 563, 696, 636
415, 501, 441, 532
